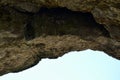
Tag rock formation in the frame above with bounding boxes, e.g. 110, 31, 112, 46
0, 0, 120, 76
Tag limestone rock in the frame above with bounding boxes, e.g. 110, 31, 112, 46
0, 0, 120, 76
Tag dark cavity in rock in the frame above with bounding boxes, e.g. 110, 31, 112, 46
26, 7, 110, 40
24, 15, 35, 40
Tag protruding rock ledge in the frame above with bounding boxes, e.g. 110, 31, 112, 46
0, 35, 119, 76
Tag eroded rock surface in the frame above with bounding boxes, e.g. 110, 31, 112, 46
0, 0, 120, 76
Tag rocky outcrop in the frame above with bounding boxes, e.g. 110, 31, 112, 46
0, 0, 120, 76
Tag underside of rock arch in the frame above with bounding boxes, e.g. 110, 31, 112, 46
0, 0, 120, 76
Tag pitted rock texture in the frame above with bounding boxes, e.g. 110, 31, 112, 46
0, 0, 120, 40
0, 0, 120, 76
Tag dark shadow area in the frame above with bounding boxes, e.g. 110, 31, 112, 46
24, 15, 35, 40
33, 7, 110, 40
0, 6, 110, 40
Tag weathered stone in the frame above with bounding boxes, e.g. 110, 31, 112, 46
0, 6, 27, 40
0, 0, 119, 40
12, 2, 40, 13
0, 0, 120, 76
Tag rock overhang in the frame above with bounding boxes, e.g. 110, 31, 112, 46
0, 0, 120, 76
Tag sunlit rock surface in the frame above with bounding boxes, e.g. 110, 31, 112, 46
0, 0, 120, 76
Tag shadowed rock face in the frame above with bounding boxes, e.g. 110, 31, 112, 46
0, 0, 120, 76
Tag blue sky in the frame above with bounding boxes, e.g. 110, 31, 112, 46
0, 49, 120, 80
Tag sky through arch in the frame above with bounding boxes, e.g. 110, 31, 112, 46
0, 49, 120, 80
